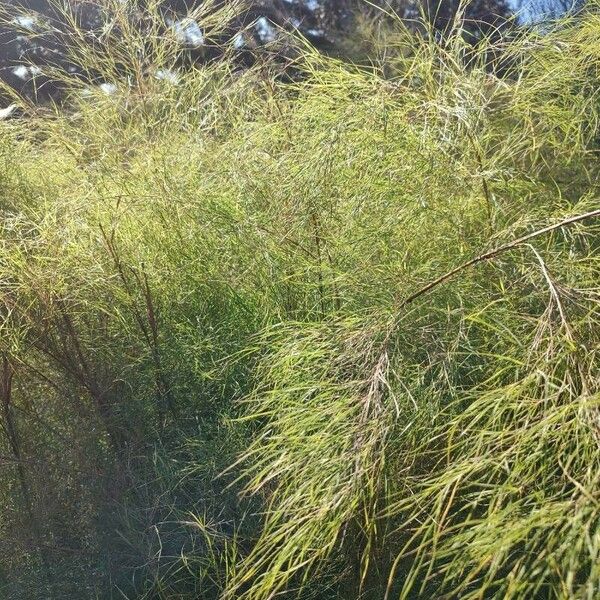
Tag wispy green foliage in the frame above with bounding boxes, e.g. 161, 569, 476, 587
0, 2, 599, 599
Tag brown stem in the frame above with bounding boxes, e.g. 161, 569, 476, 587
310, 211, 327, 317
141, 267, 176, 426
465, 128, 493, 229
99, 225, 176, 429
399, 208, 600, 310
0, 356, 54, 596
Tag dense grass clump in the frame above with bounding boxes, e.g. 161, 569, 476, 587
0, 2, 599, 598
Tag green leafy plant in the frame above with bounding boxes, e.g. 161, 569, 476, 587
0, 2, 599, 599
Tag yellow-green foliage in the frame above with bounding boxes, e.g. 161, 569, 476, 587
0, 2, 599, 599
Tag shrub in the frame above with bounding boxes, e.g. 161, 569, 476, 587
0, 2, 598, 598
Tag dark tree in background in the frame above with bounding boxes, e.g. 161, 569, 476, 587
0, 0, 352, 102
421, 0, 513, 36
0, 1, 516, 103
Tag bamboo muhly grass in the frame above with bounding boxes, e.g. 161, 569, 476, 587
0, 2, 599, 598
